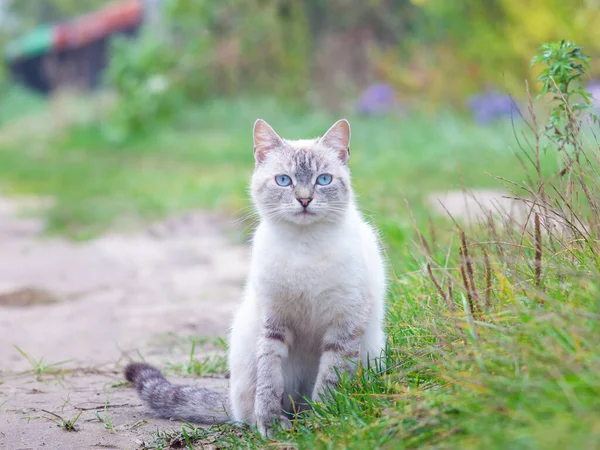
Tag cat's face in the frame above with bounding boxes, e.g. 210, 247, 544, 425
250, 119, 352, 226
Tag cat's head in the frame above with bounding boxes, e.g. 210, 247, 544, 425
250, 119, 353, 226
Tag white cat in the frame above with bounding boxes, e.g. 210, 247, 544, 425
125, 118, 387, 437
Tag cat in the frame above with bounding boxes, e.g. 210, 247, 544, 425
124, 118, 387, 437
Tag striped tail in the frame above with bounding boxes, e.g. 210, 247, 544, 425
124, 362, 231, 424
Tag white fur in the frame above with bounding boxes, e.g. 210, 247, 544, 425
228, 120, 387, 430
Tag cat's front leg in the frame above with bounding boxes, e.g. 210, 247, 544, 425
312, 325, 364, 403
254, 317, 292, 437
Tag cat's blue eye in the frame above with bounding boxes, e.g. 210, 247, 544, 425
316, 174, 333, 186
275, 175, 292, 186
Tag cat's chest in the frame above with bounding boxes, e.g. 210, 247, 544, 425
255, 235, 358, 299
264, 241, 341, 287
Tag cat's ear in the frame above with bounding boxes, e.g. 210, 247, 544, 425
320, 119, 351, 163
253, 119, 283, 165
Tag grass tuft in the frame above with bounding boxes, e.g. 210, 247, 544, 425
14, 346, 71, 380
165, 337, 229, 378
41, 409, 82, 432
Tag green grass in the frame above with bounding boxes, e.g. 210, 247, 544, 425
41, 408, 83, 432
91, 397, 116, 433
165, 337, 229, 378
2, 94, 598, 449
14, 345, 72, 380
0, 84, 44, 127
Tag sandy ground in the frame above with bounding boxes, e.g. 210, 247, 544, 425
427, 189, 526, 224
0, 196, 249, 449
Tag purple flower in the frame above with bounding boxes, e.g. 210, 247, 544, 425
357, 84, 397, 115
467, 90, 517, 124
586, 81, 600, 108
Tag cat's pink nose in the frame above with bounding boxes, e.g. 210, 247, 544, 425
297, 197, 313, 208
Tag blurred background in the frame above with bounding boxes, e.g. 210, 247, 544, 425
3, 0, 600, 123
1, 0, 599, 238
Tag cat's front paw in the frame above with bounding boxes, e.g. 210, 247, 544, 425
257, 415, 292, 438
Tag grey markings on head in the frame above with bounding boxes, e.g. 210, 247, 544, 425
293, 149, 321, 185
250, 119, 353, 225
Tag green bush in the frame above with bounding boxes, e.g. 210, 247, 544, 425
165, 0, 310, 99
532, 40, 598, 167
103, 32, 186, 142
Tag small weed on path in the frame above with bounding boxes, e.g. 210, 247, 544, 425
93, 411, 116, 433
85, 396, 117, 433
108, 379, 129, 389
41, 409, 83, 432
14, 346, 71, 379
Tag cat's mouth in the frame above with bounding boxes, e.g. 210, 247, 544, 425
296, 210, 316, 216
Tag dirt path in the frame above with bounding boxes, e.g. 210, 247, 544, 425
0, 196, 249, 449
